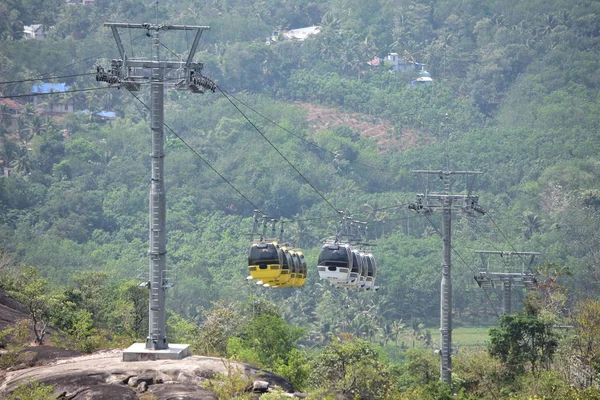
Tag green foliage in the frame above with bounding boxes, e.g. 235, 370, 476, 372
0, 319, 32, 347
200, 360, 253, 400
1, 0, 600, 397
235, 314, 305, 368
197, 300, 243, 356
273, 348, 311, 391
395, 349, 439, 391
3, 265, 66, 345
489, 313, 559, 376
7, 379, 55, 400
310, 337, 398, 399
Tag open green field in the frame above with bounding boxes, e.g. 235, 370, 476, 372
452, 327, 491, 348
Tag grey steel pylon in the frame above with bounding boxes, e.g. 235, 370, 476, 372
409, 170, 485, 387
97, 22, 216, 351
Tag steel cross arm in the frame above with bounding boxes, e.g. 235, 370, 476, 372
477, 272, 537, 280
411, 170, 483, 175
475, 250, 541, 256
104, 23, 210, 31
126, 60, 188, 69
417, 194, 478, 201
186, 28, 204, 68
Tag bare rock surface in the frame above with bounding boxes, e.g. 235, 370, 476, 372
0, 289, 30, 331
0, 349, 296, 399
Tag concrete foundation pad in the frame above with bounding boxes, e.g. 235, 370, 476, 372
122, 343, 191, 362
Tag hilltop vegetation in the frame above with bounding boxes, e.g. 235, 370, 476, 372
1, 0, 600, 398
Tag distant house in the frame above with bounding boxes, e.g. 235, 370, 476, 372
23, 25, 46, 40
79, 109, 117, 122
30, 83, 74, 114
411, 70, 433, 87
384, 53, 423, 72
270, 26, 321, 43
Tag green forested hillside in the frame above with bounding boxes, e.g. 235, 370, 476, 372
1, 0, 600, 397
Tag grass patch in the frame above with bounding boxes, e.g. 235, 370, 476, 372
452, 327, 490, 347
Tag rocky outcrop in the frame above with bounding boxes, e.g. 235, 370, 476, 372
0, 349, 306, 399
0, 289, 30, 332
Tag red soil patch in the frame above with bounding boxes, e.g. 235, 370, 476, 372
297, 103, 433, 154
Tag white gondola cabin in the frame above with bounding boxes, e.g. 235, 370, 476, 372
317, 243, 353, 283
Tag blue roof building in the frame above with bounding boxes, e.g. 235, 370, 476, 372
30, 83, 74, 114
31, 83, 70, 94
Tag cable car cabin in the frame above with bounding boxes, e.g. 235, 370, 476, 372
317, 243, 353, 283
248, 242, 283, 281
358, 252, 368, 288
333, 249, 362, 288
288, 251, 302, 287
271, 250, 299, 288
364, 253, 376, 290
296, 252, 307, 287
262, 248, 293, 287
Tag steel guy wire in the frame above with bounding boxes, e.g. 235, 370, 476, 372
0, 86, 113, 99
218, 86, 342, 218
127, 90, 266, 215
219, 89, 395, 176
0, 73, 96, 86
485, 212, 535, 272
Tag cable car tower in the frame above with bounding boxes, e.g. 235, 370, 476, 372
474, 251, 539, 315
409, 170, 485, 387
96, 21, 216, 361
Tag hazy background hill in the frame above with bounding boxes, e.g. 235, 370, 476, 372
0, 0, 599, 374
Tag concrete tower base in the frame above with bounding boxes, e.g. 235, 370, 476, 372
122, 343, 191, 362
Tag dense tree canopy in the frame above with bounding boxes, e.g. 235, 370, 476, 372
1, 0, 600, 397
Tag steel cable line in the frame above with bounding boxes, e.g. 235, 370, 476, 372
467, 219, 513, 270
0, 72, 96, 86
422, 213, 502, 318
0, 49, 112, 93
485, 213, 537, 272
128, 90, 265, 214
0, 86, 113, 99
127, 87, 429, 230
218, 86, 342, 217
220, 88, 395, 176
129, 92, 347, 234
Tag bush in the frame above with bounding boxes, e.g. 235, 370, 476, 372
201, 360, 253, 400
8, 379, 55, 400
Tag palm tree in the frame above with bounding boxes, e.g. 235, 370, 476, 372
0, 103, 11, 133
10, 147, 35, 176
364, 200, 381, 221
522, 212, 542, 240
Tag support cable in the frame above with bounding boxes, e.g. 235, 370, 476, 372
220, 88, 394, 175
423, 213, 502, 318
467, 219, 512, 270
0, 72, 96, 86
0, 49, 112, 93
486, 213, 534, 271
128, 90, 265, 214
128, 92, 410, 227
0, 86, 113, 99
218, 86, 341, 217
